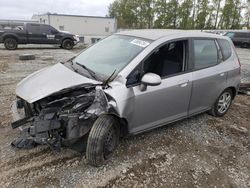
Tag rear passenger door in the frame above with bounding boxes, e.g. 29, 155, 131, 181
188, 38, 227, 115
27, 24, 44, 44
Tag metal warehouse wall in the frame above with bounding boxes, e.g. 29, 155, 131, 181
32, 14, 117, 44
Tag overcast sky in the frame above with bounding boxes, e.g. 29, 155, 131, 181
0, 0, 114, 20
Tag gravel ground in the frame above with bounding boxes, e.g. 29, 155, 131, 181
0, 45, 249, 188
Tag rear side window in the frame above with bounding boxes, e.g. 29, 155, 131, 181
217, 39, 232, 60
193, 39, 218, 70
28, 24, 40, 34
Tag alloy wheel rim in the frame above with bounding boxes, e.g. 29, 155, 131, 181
66, 42, 71, 49
8, 41, 14, 49
217, 92, 231, 114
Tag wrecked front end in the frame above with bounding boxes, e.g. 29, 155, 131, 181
11, 85, 109, 151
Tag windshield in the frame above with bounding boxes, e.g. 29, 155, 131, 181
72, 35, 151, 79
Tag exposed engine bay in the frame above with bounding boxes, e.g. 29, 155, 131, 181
11, 85, 109, 151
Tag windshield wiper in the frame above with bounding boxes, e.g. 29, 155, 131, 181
75, 62, 98, 80
102, 69, 116, 88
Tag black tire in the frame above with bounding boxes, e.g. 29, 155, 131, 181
208, 88, 233, 117
62, 39, 74, 50
19, 54, 35, 60
86, 115, 119, 167
241, 42, 249, 48
4, 38, 18, 50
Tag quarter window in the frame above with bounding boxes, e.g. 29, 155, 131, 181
217, 39, 232, 60
193, 39, 218, 70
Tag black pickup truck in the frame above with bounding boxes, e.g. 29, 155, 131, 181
224, 31, 250, 48
0, 22, 79, 50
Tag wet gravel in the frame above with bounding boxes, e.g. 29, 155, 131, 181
0, 45, 249, 188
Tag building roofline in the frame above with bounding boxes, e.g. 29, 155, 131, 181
33, 13, 115, 20
0, 19, 38, 23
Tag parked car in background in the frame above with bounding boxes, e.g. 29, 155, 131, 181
0, 22, 79, 50
11, 30, 241, 166
224, 31, 250, 48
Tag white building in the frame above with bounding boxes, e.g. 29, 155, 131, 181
32, 13, 117, 44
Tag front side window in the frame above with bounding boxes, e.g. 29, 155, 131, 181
40, 25, 58, 34
40, 25, 51, 34
126, 40, 187, 86
72, 35, 151, 79
59, 26, 64, 31
193, 39, 218, 70
143, 40, 186, 77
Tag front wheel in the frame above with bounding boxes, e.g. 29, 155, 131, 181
86, 115, 119, 166
61, 39, 74, 50
209, 89, 233, 117
4, 38, 18, 50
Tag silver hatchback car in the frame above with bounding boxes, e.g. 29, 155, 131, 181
11, 30, 241, 166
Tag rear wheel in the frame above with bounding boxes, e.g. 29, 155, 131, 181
4, 38, 18, 50
62, 39, 74, 50
241, 42, 249, 48
86, 115, 119, 166
209, 89, 233, 117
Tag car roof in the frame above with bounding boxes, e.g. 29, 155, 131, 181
116, 29, 229, 41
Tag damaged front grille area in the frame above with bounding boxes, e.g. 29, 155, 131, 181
11, 86, 109, 151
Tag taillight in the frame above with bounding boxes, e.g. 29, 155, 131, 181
237, 57, 241, 67
232, 44, 241, 69
237, 57, 241, 74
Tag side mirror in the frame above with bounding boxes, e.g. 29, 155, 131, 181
140, 73, 161, 91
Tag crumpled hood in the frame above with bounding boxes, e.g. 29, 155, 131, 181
16, 63, 100, 103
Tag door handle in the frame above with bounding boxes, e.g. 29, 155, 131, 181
28, 32, 32, 34
178, 80, 189, 87
219, 72, 225, 77
180, 82, 188, 87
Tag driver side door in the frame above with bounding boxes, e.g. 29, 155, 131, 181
126, 39, 193, 134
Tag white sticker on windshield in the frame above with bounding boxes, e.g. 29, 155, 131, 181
130, 39, 150, 48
